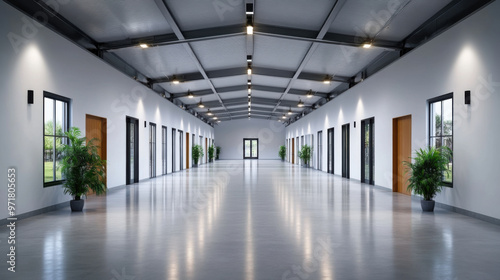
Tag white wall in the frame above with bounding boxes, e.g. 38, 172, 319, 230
287, 1, 500, 220
215, 119, 285, 159
0, 2, 214, 220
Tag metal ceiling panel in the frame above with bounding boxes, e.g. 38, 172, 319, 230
167, 0, 245, 31
158, 79, 211, 94
328, 0, 402, 37
41, 0, 173, 42
110, 44, 201, 78
256, 0, 336, 31
190, 36, 247, 71
253, 35, 312, 71
220, 90, 248, 100
251, 75, 291, 88
250, 90, 282, 100
212, 75, 248, 88
291, 79, 342, 92
302, 44, 386, 77
375, 0, 454, 41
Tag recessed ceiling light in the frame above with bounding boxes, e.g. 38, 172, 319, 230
139, 43, 149, 49
363, 41, 372, 48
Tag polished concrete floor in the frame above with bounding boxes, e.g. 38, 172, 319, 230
1, 160, 500, 280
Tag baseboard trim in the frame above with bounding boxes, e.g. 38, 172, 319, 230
0, 201, 68, 226
435, 202, 500, 226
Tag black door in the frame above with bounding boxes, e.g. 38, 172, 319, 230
327, 128, 334, 174
342, 124, 350, 178
361, 118, 375, 185
126, 116, 139, 184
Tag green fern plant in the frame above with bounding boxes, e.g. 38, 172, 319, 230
279, 145, 286, 161
298, 145, 312, 166
59, 127, 106, 200
192, 144, 204, 165
404, 146, 452, 200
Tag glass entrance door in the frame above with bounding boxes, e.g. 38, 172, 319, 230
361, 118, 375, 185
243, 138, 258, 159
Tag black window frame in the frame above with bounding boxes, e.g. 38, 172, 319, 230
428, 92, 454, 187
43, 91, 71, 187
243, 138, 259, 159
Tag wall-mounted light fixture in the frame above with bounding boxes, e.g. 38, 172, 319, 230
465, 90, 471, 105
27, 90, 34, 104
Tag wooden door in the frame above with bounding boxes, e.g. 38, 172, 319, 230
86, 114, 107, 193
186, 132, 190, 169
393, 115, 412, 195
291, 138, 295, 164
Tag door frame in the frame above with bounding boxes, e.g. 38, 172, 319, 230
243, 138, 259, 159
327, 127, 334, 174
361, 117, 375, 185
126, 116, 139, 184
186, 132, 190, 169
342, 123, 350, 178
392, 115, 412, 195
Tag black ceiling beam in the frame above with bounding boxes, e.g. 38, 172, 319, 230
4, 0, 97, 50
100, 25, 244, 50
403, 0, 493, 48
150, 66, 350, 85
256, 24, 402, 51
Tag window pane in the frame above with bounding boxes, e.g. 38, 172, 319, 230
44, 98, 54, 135
443, 137, 453, 183
245, 140, 250, 157
55, 100, 66, 136
431, 102, 442, 137
431, 137, 442, 148
44, 136, 54, 183
442, 98, 453, 136
252, 140, 257, 157
55, 137, 66, 180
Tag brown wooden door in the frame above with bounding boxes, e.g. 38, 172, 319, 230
186, 132, 190, 169
292, 138, 295, 164
393, 115, 411, 195
86, 114, 107, 193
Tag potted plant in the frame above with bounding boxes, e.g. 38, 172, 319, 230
60, 127, 106, 212
404, 146, 452, 212
279, 145, 286, 161
192, 144, 204, 167
216, 146, 221, 160
298, 145, 312, 167
208, 145, 215, 162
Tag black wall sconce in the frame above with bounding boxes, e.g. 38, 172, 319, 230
27, 90, 34, 104
354, 121, 356, 128
144, 121, 147, 128
465, 90, 471, 105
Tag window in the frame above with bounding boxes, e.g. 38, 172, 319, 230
429, 93, 453, 186
43, 92, 70, 187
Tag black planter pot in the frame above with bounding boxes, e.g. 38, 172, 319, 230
70, 199, 85, 212
421, 200, 435, 212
